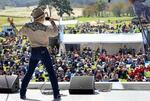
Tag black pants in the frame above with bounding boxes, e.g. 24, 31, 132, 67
20, 47, 60, 97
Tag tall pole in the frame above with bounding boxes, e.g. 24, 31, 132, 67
58, 17, 65, 55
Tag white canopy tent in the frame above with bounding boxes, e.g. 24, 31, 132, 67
62, 33, 144, 54
43, 19, 144, 54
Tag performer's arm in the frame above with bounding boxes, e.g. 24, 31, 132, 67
46, 17, 59, 37
7, 17, 27, 37
48, 17, 58, 33
7, 17, 19, 35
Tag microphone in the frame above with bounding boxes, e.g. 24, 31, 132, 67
45, 17, 58, 21
108, 0, 111, 3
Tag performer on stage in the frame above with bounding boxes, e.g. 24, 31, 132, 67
129, 0, 150, 22
8, 7, 61, 100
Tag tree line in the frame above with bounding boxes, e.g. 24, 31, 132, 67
83, 0, 134, 17
0, 0, 135, 18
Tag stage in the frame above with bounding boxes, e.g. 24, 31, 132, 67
0, 89, 150, 101
1, 82, 150, 101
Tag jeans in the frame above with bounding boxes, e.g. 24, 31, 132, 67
20, 47, 60, 97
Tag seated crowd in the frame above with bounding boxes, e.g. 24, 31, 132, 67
65, 21, 140, 34
0, 35, 150, 82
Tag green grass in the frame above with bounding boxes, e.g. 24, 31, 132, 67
0, 16, 133, 31
0, 16, 29, 25
0, 6, 134, 31
0, 6, 133, 31
0, 6, 33, 31
0, 16, 30, 31
76, 16, 133, 23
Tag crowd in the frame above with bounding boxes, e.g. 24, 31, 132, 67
65, 21, 140, 34
0, 36, 30, 80
0, 26, 16, 37
1, 35, 150, 82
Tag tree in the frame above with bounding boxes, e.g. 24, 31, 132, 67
39, 0, 73, 18
52, 0, 74, 17
124, 3, 134, 17
110, 2, 125, 17
39, 0, 52, 16
96, 0, 107, 17
83, 3, 97, 17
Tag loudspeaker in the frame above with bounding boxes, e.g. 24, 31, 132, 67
0, 75, 19, 93
69, 76, 95, 94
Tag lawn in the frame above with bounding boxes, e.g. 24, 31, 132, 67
76, 16, 133, 23
0, 16, 29, 25
0, 16, 133, 31
0, 16, 30, 31
0, 6, 34, 31
0, 6, 134, 31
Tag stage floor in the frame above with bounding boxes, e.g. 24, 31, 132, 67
0, 89, 150, 101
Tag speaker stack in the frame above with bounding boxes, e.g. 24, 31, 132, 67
69, 76, 95, 94
0, 75, 19, 93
